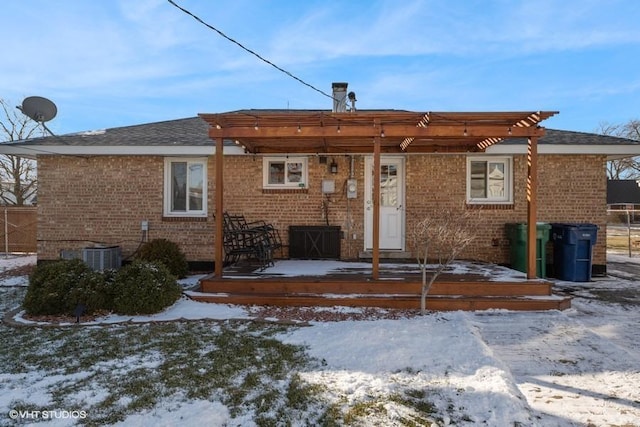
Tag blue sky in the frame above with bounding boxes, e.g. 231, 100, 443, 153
1, 0, 639, 135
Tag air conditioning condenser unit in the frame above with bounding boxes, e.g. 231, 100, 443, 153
82, 246, 122, 271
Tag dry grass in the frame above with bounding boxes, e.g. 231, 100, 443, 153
0, 262, 35, 280
606, 225, 640, 252
607, 235, 640, 250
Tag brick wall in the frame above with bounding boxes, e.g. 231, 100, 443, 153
37, 152, 607, 268
37, 155, 215, 261
222, 155, 361, 259
404, 154, 606, 267
405, 154, 519, 264
538, 155, 607, 266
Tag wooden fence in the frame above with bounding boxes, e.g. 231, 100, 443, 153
0, 206, 37, 253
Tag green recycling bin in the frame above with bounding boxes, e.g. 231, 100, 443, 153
505, 223, 551, 278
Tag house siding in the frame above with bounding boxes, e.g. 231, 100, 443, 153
37, 153, 607, 270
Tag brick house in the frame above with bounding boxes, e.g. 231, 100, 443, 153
2, 104, 639, 277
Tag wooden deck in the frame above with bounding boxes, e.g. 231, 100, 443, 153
188, 261, 571, 311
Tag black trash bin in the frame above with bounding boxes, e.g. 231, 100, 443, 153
550, 223, 598, 282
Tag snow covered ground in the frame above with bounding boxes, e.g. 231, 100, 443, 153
1, 254, 639, 426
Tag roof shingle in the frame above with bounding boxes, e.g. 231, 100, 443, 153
2, 114, 638, 148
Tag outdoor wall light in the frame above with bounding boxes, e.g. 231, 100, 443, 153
330, 159, 338, 174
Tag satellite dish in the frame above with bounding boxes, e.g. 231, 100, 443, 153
18, 96, 58, 123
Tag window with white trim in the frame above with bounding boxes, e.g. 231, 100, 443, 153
164, 158, 207, 216
262, 157, 308, 189
466, 156, 512, 203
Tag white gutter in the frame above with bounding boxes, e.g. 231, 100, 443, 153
1, 143, 638, 160
0, 145, 247, 157
486, 144, 640, 159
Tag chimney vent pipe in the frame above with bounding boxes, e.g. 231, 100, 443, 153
332, 82, 348, 113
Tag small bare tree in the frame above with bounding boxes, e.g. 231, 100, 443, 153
598, 120, 640, 179
0, 99, 41, 205
409, 208, 478, 314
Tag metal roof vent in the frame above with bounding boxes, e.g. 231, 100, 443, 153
347, 90, 357, 112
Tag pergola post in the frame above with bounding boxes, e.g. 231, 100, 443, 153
526, 136, 538, 279
372, 135, 381, 280
214, 136, 224, 278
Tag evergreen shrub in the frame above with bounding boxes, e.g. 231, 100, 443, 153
112, 260, 182, 315
23, 258, 182, 316
136, 238, 189, 278
23, 259, 103, 315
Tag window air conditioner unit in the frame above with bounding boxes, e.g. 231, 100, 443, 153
82, 246, 122, 271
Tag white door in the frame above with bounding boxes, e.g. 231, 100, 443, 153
364, 156, 405, 250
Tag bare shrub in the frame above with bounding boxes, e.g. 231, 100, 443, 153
409, 207, 478, 314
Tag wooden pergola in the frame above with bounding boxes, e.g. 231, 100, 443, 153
200, 110, 558, 280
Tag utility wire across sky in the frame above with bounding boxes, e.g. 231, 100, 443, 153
167, 0, 336, 102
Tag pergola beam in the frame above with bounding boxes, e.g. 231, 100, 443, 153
208, 124, 545, 140
243, 144, 481, 154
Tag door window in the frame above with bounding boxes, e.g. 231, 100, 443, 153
380, 164, 398, 207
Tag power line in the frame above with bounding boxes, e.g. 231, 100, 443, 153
167, 0, 335, 101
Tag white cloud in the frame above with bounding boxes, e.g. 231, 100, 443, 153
2, 0, 639, 133
265, 0, 640, 63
